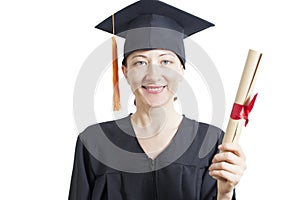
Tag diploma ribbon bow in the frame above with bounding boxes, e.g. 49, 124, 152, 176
230, 93, 258, 126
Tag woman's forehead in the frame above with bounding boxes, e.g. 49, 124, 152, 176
128, 49, 178, 59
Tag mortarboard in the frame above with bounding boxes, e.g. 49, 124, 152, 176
95, 0, 214, 111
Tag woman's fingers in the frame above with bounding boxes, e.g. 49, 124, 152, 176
218, 143, 246, 160
213, 144, 247, 168
209, 169, 241, 186
209, 161, 243, 175
209, 143, 247, 186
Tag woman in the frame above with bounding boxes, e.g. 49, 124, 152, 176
69, 1, 246, 199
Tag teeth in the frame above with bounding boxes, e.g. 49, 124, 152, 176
148, 87, 162, 92
145, 86, 164, 92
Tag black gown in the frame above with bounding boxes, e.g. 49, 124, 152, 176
68, 115, 236, 200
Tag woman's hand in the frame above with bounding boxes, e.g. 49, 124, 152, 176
209, 143, 247, 199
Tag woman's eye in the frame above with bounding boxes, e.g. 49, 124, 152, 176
161, 60, 171, 65
135, 61, 147, 66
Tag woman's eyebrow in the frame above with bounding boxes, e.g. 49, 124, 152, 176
130, 55, 148, 59
159, 53, 175, 57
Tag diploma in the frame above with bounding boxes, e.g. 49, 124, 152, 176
222, 49, 263, 144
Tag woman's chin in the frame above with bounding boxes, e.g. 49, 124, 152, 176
141, 97, 172, 108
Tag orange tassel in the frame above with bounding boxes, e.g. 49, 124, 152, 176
112, 36, 120, 111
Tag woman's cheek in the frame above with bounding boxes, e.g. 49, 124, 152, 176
161, 68, 183, 94
126, 68, 147, 92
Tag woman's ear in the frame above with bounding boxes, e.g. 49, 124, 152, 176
181, 64, 184, 74
122, 65, 128, 79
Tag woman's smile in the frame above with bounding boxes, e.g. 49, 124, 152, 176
142, 85, 167, 94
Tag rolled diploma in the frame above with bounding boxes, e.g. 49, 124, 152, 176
222, 49, 262, 144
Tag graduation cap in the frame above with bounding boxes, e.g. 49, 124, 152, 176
95, 0, 214, 111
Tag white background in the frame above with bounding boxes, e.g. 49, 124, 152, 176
1, 0, 299, 199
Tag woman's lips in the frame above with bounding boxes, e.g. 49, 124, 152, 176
142, 85, 166, 94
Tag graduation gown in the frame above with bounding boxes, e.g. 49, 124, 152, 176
68, 115, 236, 200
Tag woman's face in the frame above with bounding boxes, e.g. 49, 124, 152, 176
122, 49, 184, 108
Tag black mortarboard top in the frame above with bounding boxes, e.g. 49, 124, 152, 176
95, 0, 214, 65
95, 0, 214, 110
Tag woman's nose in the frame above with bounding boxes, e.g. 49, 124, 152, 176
146, 63, 163, 80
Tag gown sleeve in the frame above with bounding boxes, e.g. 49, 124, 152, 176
68, 136, 95, 200
200, 128, 237, 200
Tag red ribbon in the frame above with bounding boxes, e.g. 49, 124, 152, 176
230, 93, 258, 126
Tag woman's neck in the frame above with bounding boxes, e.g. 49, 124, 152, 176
131, 99, 182, 139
